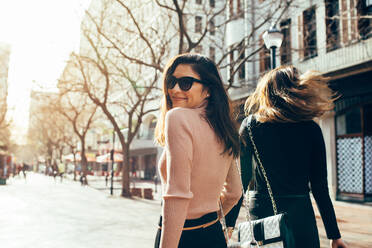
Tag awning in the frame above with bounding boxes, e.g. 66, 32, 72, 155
96, 152, 123, 163
62, 152, 96, 162
62, 153, 77, 161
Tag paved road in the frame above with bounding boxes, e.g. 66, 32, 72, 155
0, 173, 161, 248
2, 173, 371, 248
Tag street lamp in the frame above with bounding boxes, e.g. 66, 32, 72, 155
110, 131, 115, 196
263, 25, 284, 69
109, 127, 126, 196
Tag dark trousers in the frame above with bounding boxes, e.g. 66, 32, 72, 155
154, 212, 227, 248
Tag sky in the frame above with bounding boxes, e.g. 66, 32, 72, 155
0, 0, 91, 144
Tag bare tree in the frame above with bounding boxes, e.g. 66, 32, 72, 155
110, 0, 295, 87
70, 47, 158, 195
27, 94, 70, 173
56, 77, 99, 185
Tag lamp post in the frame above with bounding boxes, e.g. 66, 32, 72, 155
110, 131, 115, 196
263, 25, 284, 69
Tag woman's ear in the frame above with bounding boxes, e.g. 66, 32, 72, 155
203, 87, 210, 98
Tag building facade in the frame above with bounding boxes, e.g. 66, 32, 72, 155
0, 43, 10, 110
226, 0, 372, 202
0, 42, 11, 180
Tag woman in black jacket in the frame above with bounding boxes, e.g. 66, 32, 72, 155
226, 66, 347, 248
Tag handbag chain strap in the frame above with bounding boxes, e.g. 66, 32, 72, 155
234, 158, 259, 246
220, 158, 259, 246
247, 115, 278, 215
219, 199, 231, 242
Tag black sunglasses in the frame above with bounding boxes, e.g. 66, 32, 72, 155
166, 75, 205, 91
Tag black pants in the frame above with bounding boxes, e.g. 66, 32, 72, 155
154, 212, 227, 248
249, 193, 320, 248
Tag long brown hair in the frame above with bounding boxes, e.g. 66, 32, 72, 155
155, 53, 240, 157
245, 65, 336, 122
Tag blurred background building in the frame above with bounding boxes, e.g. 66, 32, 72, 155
0, 42, 11, 182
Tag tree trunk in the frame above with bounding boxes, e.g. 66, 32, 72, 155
81, 140, 89, 185
73, 153, 77, 181
121, 144, 131, 197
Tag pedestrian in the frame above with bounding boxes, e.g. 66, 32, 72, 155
57, 160, 65, 183
79, 172, 87, 186
153, 174, 158, 193
21, 163, 27, 180
12, 163, 16, 177
154, 53, 242, 248
226, 65, 347, 248
105, 171, 109, 187
53, 164, 58, 182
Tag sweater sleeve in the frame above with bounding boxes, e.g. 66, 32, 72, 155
220, 158, 243, 219
160, 109, 194, 248
309, 123, 341, 240
225, 120, 253, 227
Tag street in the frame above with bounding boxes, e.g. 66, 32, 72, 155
0, 173, 161, 248
1, 173, 372, 248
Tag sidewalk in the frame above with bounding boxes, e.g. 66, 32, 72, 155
314, 200, 372, 248
233, 198, 372, 248
66, 173, 372, 247
64, 173, 162, 201
1, 173, 161, 248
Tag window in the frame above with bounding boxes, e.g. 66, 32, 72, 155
259, 35, 271, 72
238, 42, 245, 80
336, 107, 362, 135
280, 19, 291, 64
237, 0, 243, 17
210, 0, 215, 7
229, 50, 234, 82
229, 0, 243, 18
195, 45, 203, 54
303, 6, 318, 59
357, 0, 372, 39
210, 19, 215, 36
364, 104, 372, 135
196, 0, 202, 4
195, 16, 202, 33
229, 0, 234, 17
147, 119, 157, 139
325, 0, 340, 52
209, 46, 216, 62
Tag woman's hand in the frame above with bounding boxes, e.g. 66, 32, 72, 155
227, 227, 234, 239
330, 238, 348, 248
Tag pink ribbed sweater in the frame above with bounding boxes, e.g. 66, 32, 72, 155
158, 103, 242, 248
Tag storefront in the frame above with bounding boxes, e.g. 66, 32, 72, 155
130, 146, 158, 180
0, 153, 12, 184
331, 69, 372, 202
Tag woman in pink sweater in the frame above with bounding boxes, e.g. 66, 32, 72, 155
154, 53, 242, 248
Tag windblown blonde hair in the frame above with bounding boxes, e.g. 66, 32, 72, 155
245, 65, 337, 122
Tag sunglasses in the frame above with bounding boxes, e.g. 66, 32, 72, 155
166, 75, 205, 91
